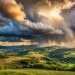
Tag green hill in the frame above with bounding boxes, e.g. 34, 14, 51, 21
9, 46, 75, 64
0, 46, 75, 71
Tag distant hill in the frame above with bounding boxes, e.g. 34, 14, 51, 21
0, 46, 75, 64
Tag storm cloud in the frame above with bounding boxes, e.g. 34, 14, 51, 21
0, 0, 75, 48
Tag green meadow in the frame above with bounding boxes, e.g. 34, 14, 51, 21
0, 69, 75, 75
0, 47, 75, 75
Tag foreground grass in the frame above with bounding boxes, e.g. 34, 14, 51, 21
0, 69, 75, 75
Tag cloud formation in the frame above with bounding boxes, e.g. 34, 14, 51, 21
0, 0, 26, 22
20, 0, 75, 47
0, 0, 75, 48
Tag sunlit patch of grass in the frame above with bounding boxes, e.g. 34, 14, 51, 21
0, 69, 75, 75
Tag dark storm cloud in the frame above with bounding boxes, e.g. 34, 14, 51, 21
0, 0, 75, 47
19, 0, 75, 47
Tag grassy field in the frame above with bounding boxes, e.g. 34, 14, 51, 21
0, 47, 75, 71
0, 69, 75, 75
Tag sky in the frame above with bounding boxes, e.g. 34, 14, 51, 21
0, 0, 75, 48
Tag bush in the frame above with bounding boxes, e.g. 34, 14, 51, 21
0, 53, 8, 59
31, 64, 51, 69
70, 65, 75, 71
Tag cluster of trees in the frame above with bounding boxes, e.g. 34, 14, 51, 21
0, 52, 75, 71
0, 53, 8, 58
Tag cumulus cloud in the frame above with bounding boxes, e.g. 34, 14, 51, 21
19, 0, 75, 47
0, 0, 26, 22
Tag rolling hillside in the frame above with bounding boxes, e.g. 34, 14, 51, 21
0, 46, 75, 64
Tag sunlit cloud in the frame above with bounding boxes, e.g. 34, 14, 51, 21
0, 0, 75, 48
